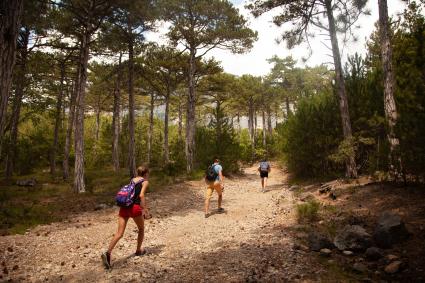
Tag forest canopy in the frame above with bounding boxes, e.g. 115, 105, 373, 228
0, 0, 424, 191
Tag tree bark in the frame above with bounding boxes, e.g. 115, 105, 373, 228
5, 28, 29, 178
248, 100, 255, 160
73, 32, 90, 193
248, 103, 253, 141
267, 106, 272, 136
0, 0, 23, 153
378, 0, 403, 180
163, 89, 170, 164
254, 109, 258, 135
325, 0, 357, 178
215, 100, 222, 150
237, 112, 241, 132
127, 35, 136, 177
185, 48, 196, 173
63, 58, 80, 180
112, 53, 122, 172
178, 94, 183, 142
50, 60, 66, 175
147, 92, 154, 164
262, 110, 266, 148
95, 95, 101, 141
285, 96, 291, 119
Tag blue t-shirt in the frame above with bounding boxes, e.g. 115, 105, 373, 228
214, 164, 222, 181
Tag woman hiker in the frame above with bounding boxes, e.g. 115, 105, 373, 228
102, 166, 151, 269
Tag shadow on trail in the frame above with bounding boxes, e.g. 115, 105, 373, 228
155, 222, 319, 282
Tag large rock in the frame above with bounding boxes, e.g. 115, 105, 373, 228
384, 261, 403, 274
308, 232, 334, 251
353, 262, 368, 273
365, 247, 383, 261
334, 225, 372, 251
373, 211, 409, 248
16, 178, 37, 187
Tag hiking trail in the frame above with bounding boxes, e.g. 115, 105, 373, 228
0, 164, 323, 282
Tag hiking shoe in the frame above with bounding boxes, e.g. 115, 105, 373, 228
205, 213, 210, 218
101, 251, 111, 269
135, 249, 146, 256
217, 207, 225, 213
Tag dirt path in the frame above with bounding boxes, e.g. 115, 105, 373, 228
0, 165, 321, 282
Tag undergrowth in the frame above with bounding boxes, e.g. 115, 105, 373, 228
296, 199, 321, 222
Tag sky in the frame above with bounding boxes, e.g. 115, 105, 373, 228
145, 1, 406, 77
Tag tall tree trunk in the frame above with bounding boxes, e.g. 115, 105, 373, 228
215, 100, 222, 150
285, 96, 291, 119
163, 90, 170, 164
378, 0, 403, 180
262, 110, 266, 148
237, 112, 241, 132
50, 60, 66, 175
325, 0, 357, 178
178, 95, 183, 142
0, 0, 23, 153
63, 59, 80, 180
95, 95, 101, 141
248, 103, 253, 141
127, 36, 136, 177
254, 109, 258, 135
147, 92, 154, 164
267, 106, 272, 136
73, 32, 90, 193
112, 53, 122, 172
248, 100, 255, 161
5, 28, 29, 178
275, 109, 279, 128
185, 48, 196, 173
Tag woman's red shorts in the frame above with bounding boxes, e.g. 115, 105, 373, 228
119, 204, 143, 218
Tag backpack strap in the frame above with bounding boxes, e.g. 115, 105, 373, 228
131, 178, 144, 185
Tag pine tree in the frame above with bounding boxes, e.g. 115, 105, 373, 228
162, 0, 257, 172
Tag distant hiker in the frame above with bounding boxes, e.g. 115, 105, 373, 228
204, 158, 224, 218
258, 159, 271, 192
102, 166, 151, 269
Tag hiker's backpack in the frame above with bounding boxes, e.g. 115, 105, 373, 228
260, 161, 269, 172
115, 179, 144, 207
205, 164, 218, 181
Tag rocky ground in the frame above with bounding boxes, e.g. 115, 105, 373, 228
1, 165, 424, 282
0, 165, 323, 282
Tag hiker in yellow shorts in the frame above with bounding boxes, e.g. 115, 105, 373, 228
204, 158, 224, 218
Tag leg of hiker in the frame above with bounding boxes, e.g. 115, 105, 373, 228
102, 216, 128, 268
108, 216, 128, 253
133, 215, 145, 254
215, 182, 223, 210
261, 177, 264, 190
205, 184, 213, 217
263, 176, 268, 191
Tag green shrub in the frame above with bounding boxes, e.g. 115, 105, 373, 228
296, 199, 321, 222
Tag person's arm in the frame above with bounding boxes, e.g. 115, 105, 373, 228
219, 170, 224, 187
139, 181, 150, 217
